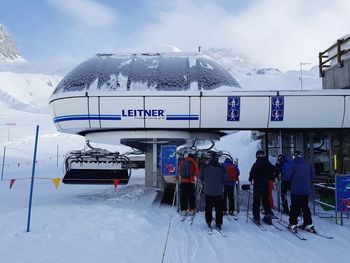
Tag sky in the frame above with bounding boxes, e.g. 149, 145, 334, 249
1, 0, 350, 70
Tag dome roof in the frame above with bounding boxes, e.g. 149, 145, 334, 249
52, 52, 240, 95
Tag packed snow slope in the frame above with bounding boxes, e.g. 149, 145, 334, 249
0, 167, 349, 263
0, 71, 61, 112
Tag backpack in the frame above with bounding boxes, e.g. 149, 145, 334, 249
180, 159, 191, 178
226, 163, 238, 182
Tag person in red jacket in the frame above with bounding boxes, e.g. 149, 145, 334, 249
178, 153, 199, 217
268, 165, 279, 210
222, 158, 240, 215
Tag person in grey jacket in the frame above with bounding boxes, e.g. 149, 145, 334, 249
200, 154, 227, 230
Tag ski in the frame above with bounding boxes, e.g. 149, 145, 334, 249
225, 214, 238, 222
188, 214, 195, 225
298, 227, 333, 239
271, 222, 284, 231
215, 228, 227, 237
263, 220, 284, 231
248, 217, 267, 231
277, 221, 307, 240
228, 214, 239, 221
180, 215, 187, 222
305, 231, 333, 239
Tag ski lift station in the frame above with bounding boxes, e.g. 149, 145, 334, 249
49, 49, 350, 189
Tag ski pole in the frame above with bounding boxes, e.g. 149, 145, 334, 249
161, 180, 178, 263
195, 176, 199, 212
236, 181, 241, 214
246, 184, 252, 223
280, 194, 287, 222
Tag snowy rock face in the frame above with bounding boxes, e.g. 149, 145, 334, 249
203, 48, 282, 76
0, 24, 25, 63
203, 48, 261, 72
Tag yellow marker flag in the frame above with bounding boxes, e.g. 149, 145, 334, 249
52, 178, 61, 189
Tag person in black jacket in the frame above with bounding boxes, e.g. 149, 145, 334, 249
249, 150, 275, 224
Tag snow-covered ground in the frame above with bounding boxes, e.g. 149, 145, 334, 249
1, 163, 349, 263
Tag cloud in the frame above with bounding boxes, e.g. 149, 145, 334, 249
49, 0, 118, 28
136, 0, 350, 70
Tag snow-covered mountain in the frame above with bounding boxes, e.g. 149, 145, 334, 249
204, 48, 261, 71
203, 48, 322, 90
0, 24, 61, 112
0, 71, 61, 112
0, 24, 26, 64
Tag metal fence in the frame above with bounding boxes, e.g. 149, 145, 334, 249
319, 35, 350, 77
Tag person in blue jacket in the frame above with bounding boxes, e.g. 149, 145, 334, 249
285, 150, 315, 233
276, 154, 293, 214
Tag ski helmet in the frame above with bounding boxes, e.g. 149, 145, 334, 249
277, 154, 284, 161
256, 150, 266, 158
292, 150, 302, 157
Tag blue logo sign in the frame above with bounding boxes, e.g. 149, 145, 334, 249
336, 174, 350, 212
227, 96, 240, 121
271, 96, 284, 121
161, 145, 177, 176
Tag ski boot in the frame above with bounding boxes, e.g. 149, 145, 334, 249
282, 209, 290, 215
253, 218, 260, 225
263, 215, 272, 225
301, 224, 316, 233
188, 209, 195, 216
180, 210, 187, 221
288, 224, 297, 233
269, 213, 278, 219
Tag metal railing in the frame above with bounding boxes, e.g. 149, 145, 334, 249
319, 35, 350, 77
312, 183, 349, 225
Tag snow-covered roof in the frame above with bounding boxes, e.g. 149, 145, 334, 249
52, 52, 241, 95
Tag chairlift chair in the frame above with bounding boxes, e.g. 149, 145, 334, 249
63, 146, 131, 185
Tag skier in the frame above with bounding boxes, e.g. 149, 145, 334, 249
249, 150, 275, 225
200, 154, 227, 231
276, 154, 293, 214
222, 158, 240, 215
268, 162, 279, 210
178, 153, 199, 218
285, 150, 315, 233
